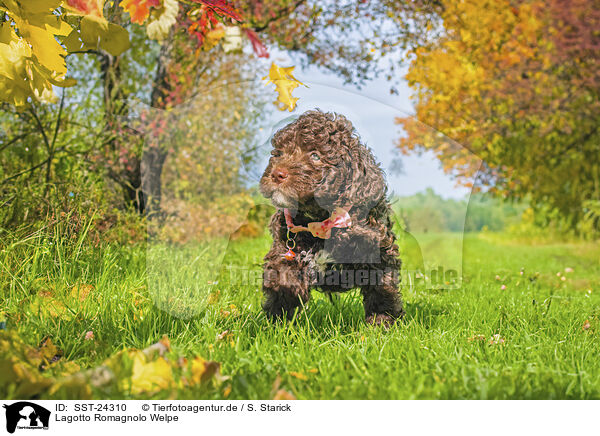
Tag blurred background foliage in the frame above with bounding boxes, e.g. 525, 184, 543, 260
0, 0, 598, 247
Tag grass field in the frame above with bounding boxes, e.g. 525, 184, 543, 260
1, 229, 599, 399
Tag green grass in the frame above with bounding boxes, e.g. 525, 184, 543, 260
1, 228, 600, 399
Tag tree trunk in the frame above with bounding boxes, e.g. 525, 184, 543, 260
141, 39, 174, 219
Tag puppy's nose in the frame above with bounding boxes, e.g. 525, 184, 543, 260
271, 167, 289, 184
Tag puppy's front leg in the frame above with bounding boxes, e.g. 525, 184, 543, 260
262, 251, 311, 320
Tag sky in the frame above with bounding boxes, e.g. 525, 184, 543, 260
248, 50, 475, 200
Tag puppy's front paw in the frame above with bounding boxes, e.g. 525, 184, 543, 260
262, 288, 304, 321
366, 313, 396, 329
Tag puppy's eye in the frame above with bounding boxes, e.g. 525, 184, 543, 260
310, 152, 320, 162
271, 150, 283, 157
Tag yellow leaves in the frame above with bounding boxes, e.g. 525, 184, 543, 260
0, 0, 134, 107
27, 26, 68, 73
129, 352, 173, 395
0, 0, 80, 106
70, 284, 94, 301
76, 15, 130, 56
0, 331, 226, 399
186, 357, 223, 386
288, 371, 308, 381
0, 331, 59, 398
262, 62, 307, 112
203, 26, 226, 51
145, 0, 178, 41
63, 0, 130, 56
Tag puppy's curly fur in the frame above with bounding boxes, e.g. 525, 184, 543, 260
259, 110, 404, 326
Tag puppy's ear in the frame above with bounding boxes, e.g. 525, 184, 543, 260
343, 144, 386, 214
314, 115, 386, 214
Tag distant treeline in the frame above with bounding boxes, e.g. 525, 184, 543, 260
391, 188, 526, 233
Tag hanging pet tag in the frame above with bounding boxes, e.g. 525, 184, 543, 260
282, 230, 296, 260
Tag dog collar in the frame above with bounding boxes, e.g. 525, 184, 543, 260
284, 207, 352, 239
281, 207, 352, 260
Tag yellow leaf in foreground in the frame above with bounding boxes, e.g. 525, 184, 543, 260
80, 17, 130, 56
262, 62, 306, 112
130, 352, 174, 395
188, 357, 221, 386
0, 2, 77, 106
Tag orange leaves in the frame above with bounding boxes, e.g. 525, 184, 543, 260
273, 389, 296, 400
64, 0, 105, 20
192, 0, 243, 23
288, 371, 308, 381
262, 63, 306, 111
120, 0, 161, 24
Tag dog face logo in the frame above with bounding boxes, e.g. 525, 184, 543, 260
2, 402, 50, 434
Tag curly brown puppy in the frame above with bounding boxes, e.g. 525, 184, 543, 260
259, 110, 404, 326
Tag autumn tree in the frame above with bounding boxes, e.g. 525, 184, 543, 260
2, 0, 477, 224
395, 0, 600, 234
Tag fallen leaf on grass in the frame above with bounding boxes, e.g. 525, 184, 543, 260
0, 331, 61, 398
37, 337, 63, 369
273, 389, 296, 400
187, 357, 223, 386
207, 290, 221, 304
220, 304, 239, 318
582, 320, 591, 331
29, 296, 72, 321
289, 371, 308, 381
70, 284, 94, 301
129, 353, 173, 395
270, 374, 296, 400
1, 331, 226, 399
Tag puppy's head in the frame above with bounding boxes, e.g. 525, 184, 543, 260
260, 110, 385, 214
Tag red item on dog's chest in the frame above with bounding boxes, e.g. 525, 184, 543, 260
283, 207, 352, 239
281, 207, 352, 260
